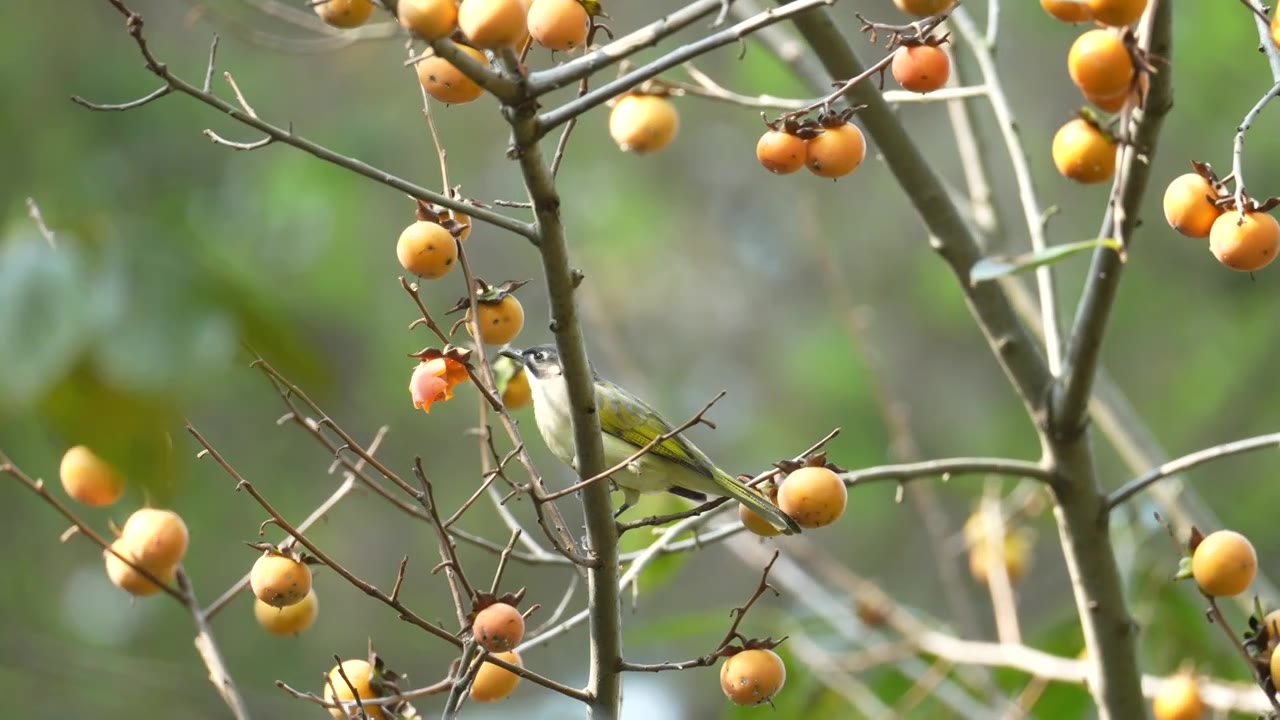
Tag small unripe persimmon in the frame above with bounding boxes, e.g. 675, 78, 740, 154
1041, 0, 1092, 22
1151, 673, 1204, 720
1067, 29, 1134, 98
398, 0, 459, 40
777, 466, 846, 528
59, 445, 126, 507
475, 296, 525, 345
470, 650, 521, 702
397, 221, 458, 278
121, 508, 189, 568
1051, 118, 1115, 184
105, 540, 176, 596
251, 553, 313, 608
473, 602, 525, 651
527, 0, 589, 51
1208, 211, 1280, 272
416, 45, 488, 105
255, 588, 319, 636
324, 659, 383, 720
756, 130, 807, 175
1162, 174, 1220, 239
805, 123, 866, 179
892, 0, 952, 17
502, 368, 532, 410
891, 44, 951, 94
609, 94, 679, 154
458, 0, 527, 49
720, 649, 786, 706
1085, 0, 1147, 28
313, 0, 375, 28
1191, 529, 1257, 597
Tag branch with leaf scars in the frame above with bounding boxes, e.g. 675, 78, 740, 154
621, 551, 783, 672
536, 0, 837, 135
617, 427, 841, 533
81, 0, 531, 239
541, 391, 727, 504
203, 425, 390, 618
412, 458, 478, 626
840, 456, 1053, 490
526, 0, 728, 95
1105, 430, 1280, 511
1052, 3, 1172, 432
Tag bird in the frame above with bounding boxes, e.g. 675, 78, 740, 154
499, 345, 800, 535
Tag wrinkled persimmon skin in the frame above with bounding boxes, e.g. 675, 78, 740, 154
1191, 529, 1258, 596
1068, 30, 1134, 98
1162, 174, 1220, 239
720, 649, 787, 706
1209, 212, 1280, 272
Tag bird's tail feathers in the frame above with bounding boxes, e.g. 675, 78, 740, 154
712, 468, 801, 535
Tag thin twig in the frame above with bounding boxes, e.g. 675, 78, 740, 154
25, 197, 57, 248
1105, 430, 1280, 511
177, 570, 251, 720
1230, 81, 1280, 219
412, 458, 476, 626
841, 456, 1052, 488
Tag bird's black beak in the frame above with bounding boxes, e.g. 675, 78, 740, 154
498, 348, 525, 365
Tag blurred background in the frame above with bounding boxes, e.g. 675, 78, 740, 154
1, 1, 1277, 717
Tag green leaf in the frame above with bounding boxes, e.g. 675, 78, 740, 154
970, 239, 1121, 286
0, 235, 91, 409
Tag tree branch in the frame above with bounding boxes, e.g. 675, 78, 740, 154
536, 0, 837, 135
1105, 430, 1280, 511
839, 456, 1052, 488
177, 570, 251, 720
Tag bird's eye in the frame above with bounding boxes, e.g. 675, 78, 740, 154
534, 351, 546, 361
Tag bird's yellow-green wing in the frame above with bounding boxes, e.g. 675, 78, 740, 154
594, 380, 715, 479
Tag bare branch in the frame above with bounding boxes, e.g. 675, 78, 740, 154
1230, 81, 1280, 218
177, 570, 251, 720
840, 456, 1051, 489
71, 84, 172, 111
1105, 430, 1280, 511
203, 129, 274, 150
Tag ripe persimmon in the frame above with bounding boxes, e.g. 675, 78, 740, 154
777, 466, 846, 528
1152, 673, 1204, 720
473, 602, 525, 651
470, 651, 521, 702
59, 445, 125, 507
892, 0, 952, 17
121, 508, 189, 569
416, 45, 488, 105
1162, 173, 1220, 239
756, 130, 807, 175
1041, 0, 1092, 22
475, 295, 525, 345
609, 94, 679, 154
740, 488, 784, 537
720, 649, 786, 706
805, 123, 866, 179
502, 368, 532, 410
255, 588, 319, 636
313, 0, 375, 28
104, 539, 176, 596
1086, 0, 1147, 27
325, 659, 383, 719
458, 0, 527, 49
891, 44, 951, 94
1209, 211, 1280, 272
1067, 29, 1134, 98
250, 552, 313, 608
527, 0, 589, 51
1051, 118, 1115, 184
398, 0, 459, 40
397, 221, 458, 278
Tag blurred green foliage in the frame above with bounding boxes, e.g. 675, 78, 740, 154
2, 0, 1280, 718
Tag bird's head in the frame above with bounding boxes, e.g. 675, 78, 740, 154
499, 345, 563, 381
